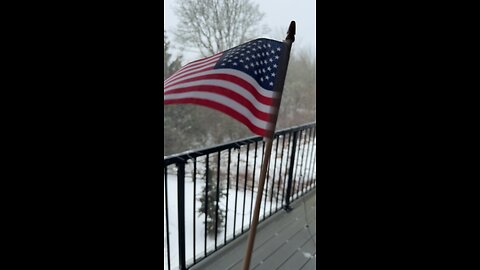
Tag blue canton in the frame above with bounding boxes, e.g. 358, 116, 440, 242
215, 38, 285, 91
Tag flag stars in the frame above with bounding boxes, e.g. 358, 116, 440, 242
269, 82, 274, 86
271, 73, 276, 77
245, 65, 249, 69
275, 56, 279, 59
273, 64, 278, 68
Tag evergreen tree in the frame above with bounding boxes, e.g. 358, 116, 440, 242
164, 31, 182, 80
198, 168, 226, 236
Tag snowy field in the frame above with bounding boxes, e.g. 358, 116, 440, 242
164, 133, 316, 269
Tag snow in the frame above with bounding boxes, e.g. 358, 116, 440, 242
164, 135, 316, 269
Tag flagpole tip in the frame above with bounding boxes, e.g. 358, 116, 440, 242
286, 21, 296, 42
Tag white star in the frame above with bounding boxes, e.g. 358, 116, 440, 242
275, 56, 279, 59
239, 59, 244, 63
277, 47, 281, 51
269, 58, 273, 62
221, 63, 226, 66
254, 70, 257, 75
269, 82, 274, 86
266, 52, 269, 56
257, 53, 261, 57
256, 61, 259, 66
271, 50, 275, 54
273, 64, 278, 68
252, 55, 256, 59
250, 63, 254, 67
252, 48, 256, 51
267, 44, 271, 47
245, 65, 249, 69
233, 62, 237, 66
271, 73, 275, 77
246, 57, 250, 61
265, 75, 269, 80
228, 59, 232, 62
260, 77, 264, 82
262, 68, 266, 73
268, 67, 272, 71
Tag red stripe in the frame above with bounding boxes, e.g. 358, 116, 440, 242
164, 73, 276, 106
165, 54, 221, 84
164, 85, 274, 121
164, 65, 215, 87
164, 98, 269, 137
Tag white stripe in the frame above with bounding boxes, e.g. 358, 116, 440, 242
164, 91, 273, 130
164, 55, 222, 84
164, 69, 279, 99
164, 79, 273, 113
164, 61, 217, 86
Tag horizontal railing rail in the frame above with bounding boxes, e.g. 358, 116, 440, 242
164, 122, 316, 270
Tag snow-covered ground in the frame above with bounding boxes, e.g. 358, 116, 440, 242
164, 134, 316, 269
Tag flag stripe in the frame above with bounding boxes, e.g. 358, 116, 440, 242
164, 55, 222, 85
165, 78, 275, 109
164, 63, 216, 86
165, 69, 278, 99
164, 84, 273, 120
164, 98, 272, 136
164, 91, 272, 130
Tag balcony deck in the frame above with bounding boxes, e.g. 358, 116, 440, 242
190, 189, 316, 270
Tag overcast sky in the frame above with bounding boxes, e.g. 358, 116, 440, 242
164, 0, 316, 64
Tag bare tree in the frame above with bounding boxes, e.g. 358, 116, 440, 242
174, 0, 267, 56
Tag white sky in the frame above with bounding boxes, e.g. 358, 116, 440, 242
164, 0, 316, 64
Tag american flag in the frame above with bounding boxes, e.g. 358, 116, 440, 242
164, 38, 286, 137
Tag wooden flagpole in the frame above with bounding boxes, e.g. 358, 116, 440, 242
241, 21, 296, 270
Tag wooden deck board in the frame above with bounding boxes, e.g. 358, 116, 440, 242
190, 189, 316, 270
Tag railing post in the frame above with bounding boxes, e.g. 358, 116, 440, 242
176, 161, 186, 270
284, 131, 298, 212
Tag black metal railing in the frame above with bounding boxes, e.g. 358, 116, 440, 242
163, 122, 316, 270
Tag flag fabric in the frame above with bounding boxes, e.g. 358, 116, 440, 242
164, 38, 286, 137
